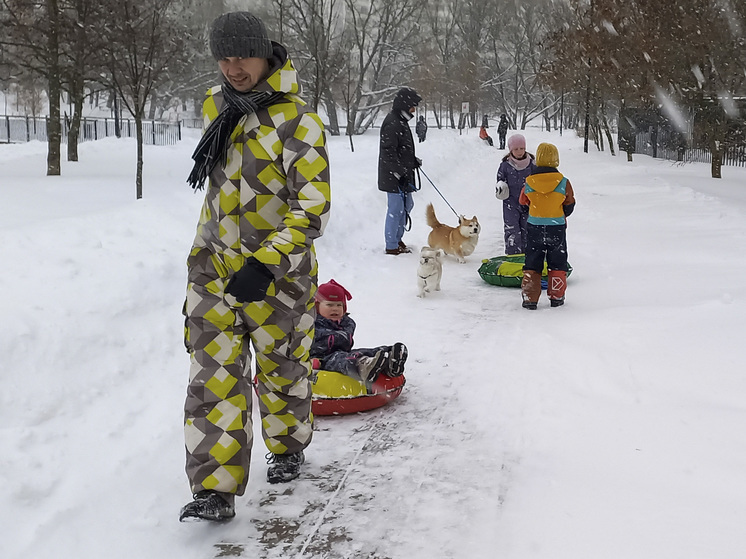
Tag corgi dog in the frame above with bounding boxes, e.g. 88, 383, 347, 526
417, 246, 444, 298
425, 203, 480, 263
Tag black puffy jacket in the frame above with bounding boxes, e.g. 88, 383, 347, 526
377, 88, 421, 193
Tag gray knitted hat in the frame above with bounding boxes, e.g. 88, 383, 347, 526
209, 12, 273, 60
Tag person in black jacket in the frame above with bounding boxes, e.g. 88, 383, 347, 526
415, 115, 428, 142
378, 87, 422, 255
497, 114, 510, 149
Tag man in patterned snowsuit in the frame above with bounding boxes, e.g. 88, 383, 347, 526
179, 12, 331, 522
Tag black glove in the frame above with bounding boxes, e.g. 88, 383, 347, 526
225, 257, 274, 303
415, 157, 422, 168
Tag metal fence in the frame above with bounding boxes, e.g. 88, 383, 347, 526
0, 115, 183, 145
634, 131, 746, 167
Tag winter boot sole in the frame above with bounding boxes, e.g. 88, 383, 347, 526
385, 342, 408, 377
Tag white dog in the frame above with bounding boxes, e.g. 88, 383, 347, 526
417, 246, 444, 298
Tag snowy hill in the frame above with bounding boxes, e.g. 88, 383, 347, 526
2, 125, 746, 559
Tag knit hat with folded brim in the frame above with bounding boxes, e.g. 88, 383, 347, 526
507, 133, 526, 151
315, 279, 353, 311
536, 142, 560, 168
209, 12, 273, 60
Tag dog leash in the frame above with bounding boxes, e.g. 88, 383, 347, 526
400, 168, 422, 232
420, 169, 459, 218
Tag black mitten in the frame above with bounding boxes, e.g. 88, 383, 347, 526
225, 257, 274, 303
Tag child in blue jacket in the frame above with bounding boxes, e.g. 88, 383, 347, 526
495, 134, 537, 254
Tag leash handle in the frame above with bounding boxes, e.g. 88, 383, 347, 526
420, 169, 460, 218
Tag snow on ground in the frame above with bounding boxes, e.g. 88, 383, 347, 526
2, 122, 746, 559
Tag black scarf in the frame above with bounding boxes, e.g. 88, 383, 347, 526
187, 82, 285, 191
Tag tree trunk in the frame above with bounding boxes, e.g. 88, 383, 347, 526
67, 83, 84, 162
602, 115, 616, 156
113, 91, 121, 138
46, 0, 62, 176
135, 114, 144, 199
711, 140, 722, 179
148, 91, 157, 120
432, 108, 440, 129
323, 92, 339, 136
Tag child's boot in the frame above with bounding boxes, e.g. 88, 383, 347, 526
547, 270, 567, 307
521, 270, 541, 310
383, 342, 408, 377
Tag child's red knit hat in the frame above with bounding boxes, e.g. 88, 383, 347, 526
315, 279, 352, 311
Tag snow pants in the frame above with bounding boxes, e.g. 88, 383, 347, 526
503, 200, 529, 255
522, 223, 569, 303
183, 248, 315, 497
523, 223, 568, 273
319, 346, 390, 383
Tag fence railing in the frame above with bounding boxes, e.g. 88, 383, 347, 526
634, 131, 746, 167
0, 115, 183, 145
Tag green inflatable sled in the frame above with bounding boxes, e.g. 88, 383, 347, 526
478, 254, 573, 287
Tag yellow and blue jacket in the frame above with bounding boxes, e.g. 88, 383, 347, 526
520, 168, 575, 226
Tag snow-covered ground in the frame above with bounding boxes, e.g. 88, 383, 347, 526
2, 123, 746, 559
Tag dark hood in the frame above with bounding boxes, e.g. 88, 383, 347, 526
392, 87, 422, 112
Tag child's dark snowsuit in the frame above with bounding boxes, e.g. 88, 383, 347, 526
311, 315, 390, 383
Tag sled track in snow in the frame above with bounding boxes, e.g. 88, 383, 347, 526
213, 384, 515, 558
213, 412, 401, 559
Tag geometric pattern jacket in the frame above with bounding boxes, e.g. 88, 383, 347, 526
190, 45, 331, 286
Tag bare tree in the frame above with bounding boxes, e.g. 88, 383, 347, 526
267, 0, 346, 133
544, 0, 746, 177
100, 0, 193, 198
1, 0, 63, 174
337, 0, 423, 136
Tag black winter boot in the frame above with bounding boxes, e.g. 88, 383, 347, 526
179, 490, 235, 522
384, 342, 408, 377
266, 451, 305, 484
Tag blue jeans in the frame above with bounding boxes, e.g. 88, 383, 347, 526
385, 192, 414, 250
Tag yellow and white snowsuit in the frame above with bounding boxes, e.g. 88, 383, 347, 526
183, 49, 330, 496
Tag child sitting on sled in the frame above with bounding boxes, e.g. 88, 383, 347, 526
311, 279, 408, 384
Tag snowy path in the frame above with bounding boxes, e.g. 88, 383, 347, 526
2, 127, 746, 558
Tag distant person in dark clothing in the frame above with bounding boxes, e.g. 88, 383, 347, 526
416, 115, 427, 142
377, 87, 422, 255
497, 114, 509, 149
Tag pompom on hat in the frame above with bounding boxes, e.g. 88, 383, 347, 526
209, 12, 273, 60
507, 133, 526, 151
535, 142, 560, 168
315, 279, 352, 311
